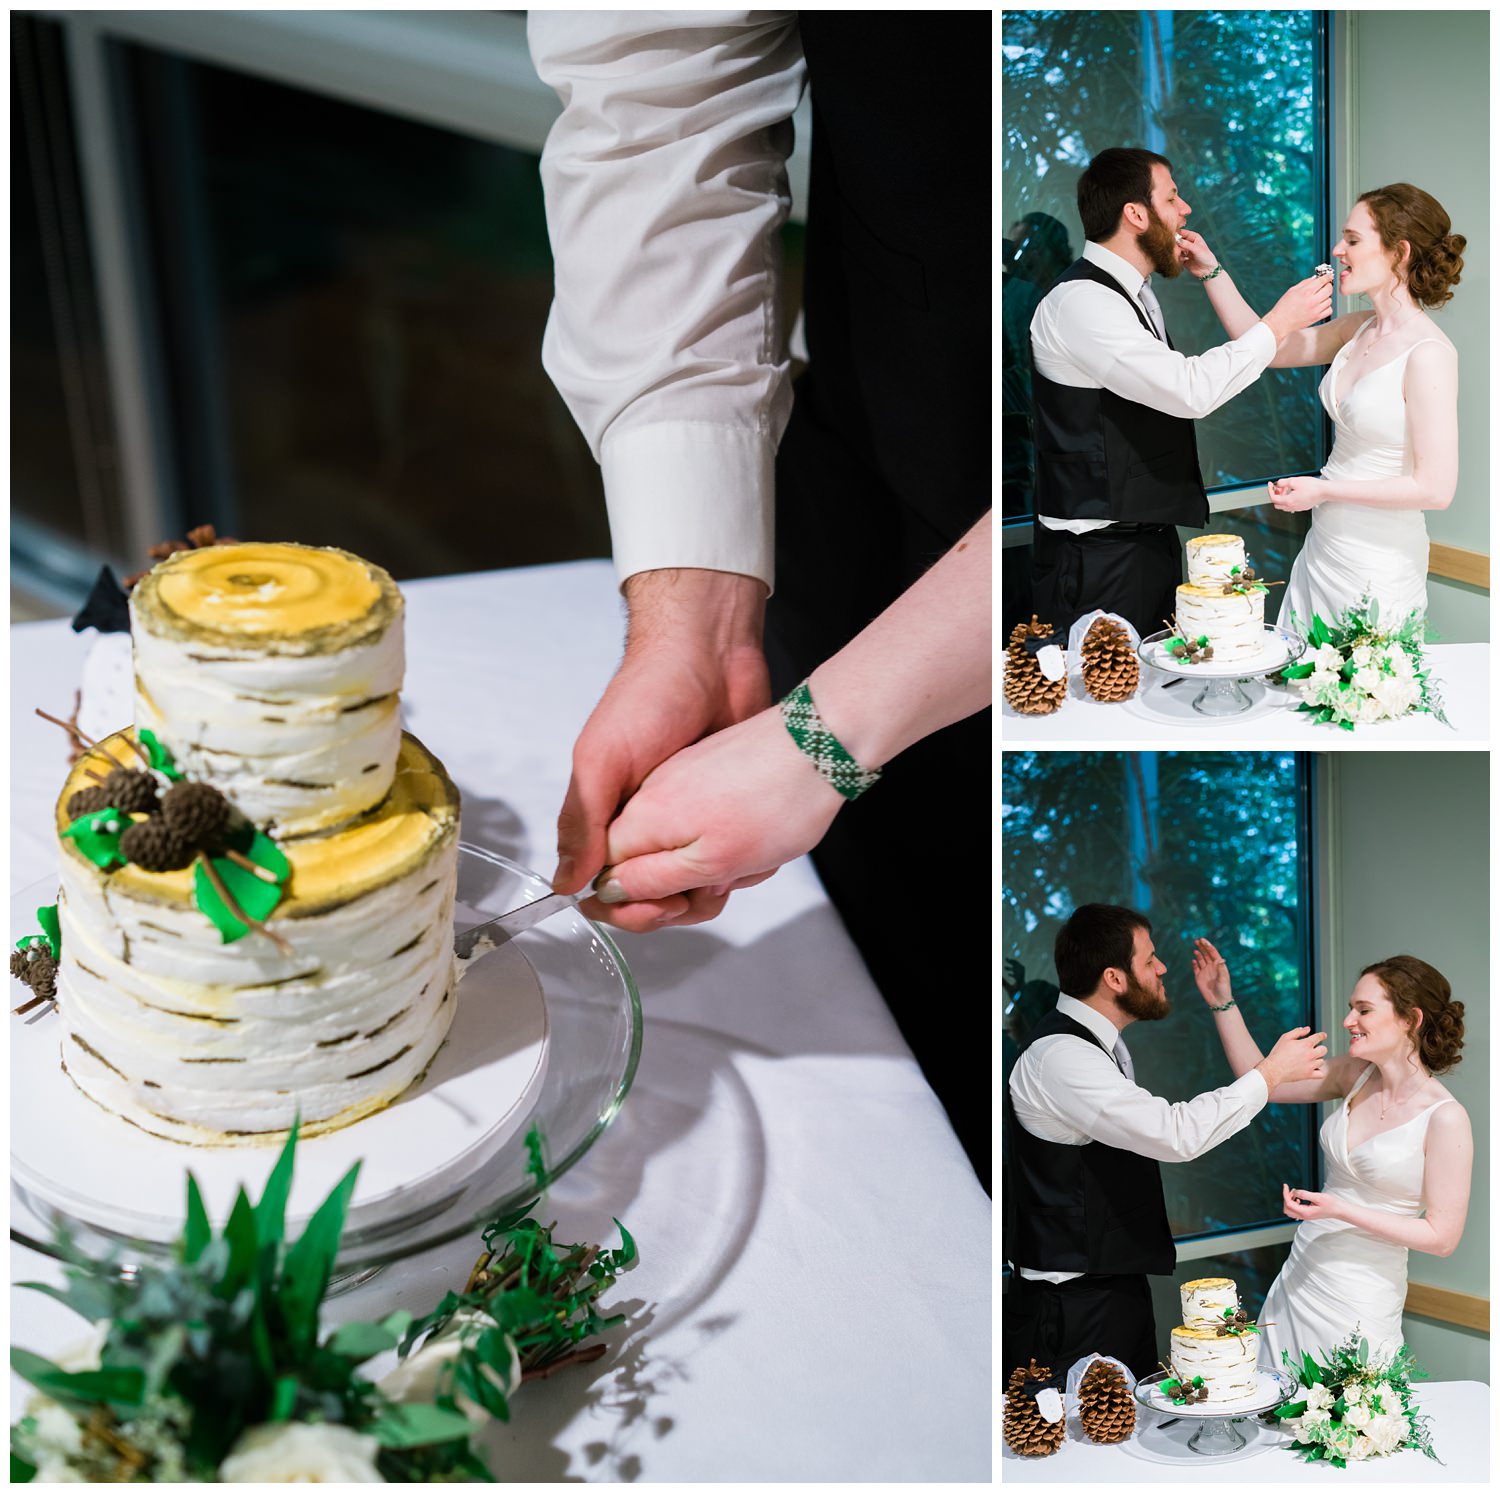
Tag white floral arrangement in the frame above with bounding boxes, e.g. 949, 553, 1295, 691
1274, 1334, 1439, 1468
1282, 597, 1448, 729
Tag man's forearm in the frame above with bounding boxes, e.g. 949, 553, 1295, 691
623, 568, 768, 655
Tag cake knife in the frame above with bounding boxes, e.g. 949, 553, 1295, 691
452, 876, 602, 961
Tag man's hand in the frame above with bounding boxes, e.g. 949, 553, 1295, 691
554, 568, 770, 930
588, 705, 844, 929
1262, 274, 1334, 343
1257, 1026, 1329, 1090
1191, 937, 1233, 1007
1174, 228, 1218, 277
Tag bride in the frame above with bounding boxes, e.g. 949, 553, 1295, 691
1191, 940, 1472, 1369
1177, 183, 1463, 629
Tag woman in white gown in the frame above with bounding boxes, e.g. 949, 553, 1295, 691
1176, 184, 1464, 629
1191, 942, 1472, 1371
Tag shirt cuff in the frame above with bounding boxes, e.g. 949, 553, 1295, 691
600, 423, 776, 594
1232, 1066, 1270, 1111
1244, 321, 1278, 361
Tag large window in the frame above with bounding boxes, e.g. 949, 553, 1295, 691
1001, 9, 1331, 524
1001, 751, 1317, 1243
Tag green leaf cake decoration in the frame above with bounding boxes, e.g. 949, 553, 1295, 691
61, 807, 130, 870
138, 727, 186, 781
194, 828, 291, 943
15, 905, 62, 962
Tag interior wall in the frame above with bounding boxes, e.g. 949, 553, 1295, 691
1326, 751, 1490, 1383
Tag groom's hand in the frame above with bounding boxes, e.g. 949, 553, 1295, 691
1258, 1026, 1329, 1090
1191, 937, 1232, 1006
1262, 274, 1334, 343
1174, 229, 1217, 276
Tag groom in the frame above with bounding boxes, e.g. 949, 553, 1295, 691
1027, 148, 1333, 636
1002, 903, 1328, 1380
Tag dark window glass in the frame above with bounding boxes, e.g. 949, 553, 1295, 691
1001, 9, 1330, 525
1001, 751, 1317, 1239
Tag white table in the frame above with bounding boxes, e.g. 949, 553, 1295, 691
9, 560, 991, 1482
1003, 1381, 1487, 1481
1001, 642, 1488, 742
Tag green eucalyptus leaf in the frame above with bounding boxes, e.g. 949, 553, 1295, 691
18, 1275, 117, 1323
255, 1121, 300, 1258
216, 1189, 259, 1300
328, 1320, 400, 1364
279, 1162, 361, 1355
11, 1348, 145, 1408
184, 1174, 212, 1264
369, 1400, 475, 1449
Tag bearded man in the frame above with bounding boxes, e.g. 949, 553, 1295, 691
1025, 148, 1332, 636
1001, 903, 1328, 1379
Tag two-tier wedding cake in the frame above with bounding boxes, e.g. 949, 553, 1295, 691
1169, 1277, 1261, 1402
40, 543, 462, 1146
1174, 534, 1272, 662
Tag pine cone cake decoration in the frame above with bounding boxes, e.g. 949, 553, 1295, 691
119, 817, 196, 873
1003, 1359, 1066, 1458
1077, 1359, 1136, 1444
1080, 618, 1140, 703
1004, 616, 1067, 716
101, 766, 160, 814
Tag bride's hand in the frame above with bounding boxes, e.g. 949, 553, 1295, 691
1283, 1183, 1345, 1223
1174, 228, 1217, 275
1191, 937, 1233, 1007
1267, 476, 1329, 512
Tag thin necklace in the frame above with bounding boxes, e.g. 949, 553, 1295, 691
1360, 304, 1421, 355
1378, 1069, 1432, 1120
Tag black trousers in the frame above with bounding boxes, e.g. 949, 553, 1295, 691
1028, 521, 1183, 641
1003, 1272, 1160, 1383
768, 374, 990, 1190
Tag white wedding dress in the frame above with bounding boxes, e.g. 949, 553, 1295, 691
1278, 320, 1443, 633
1258, 1066, 1454, 1372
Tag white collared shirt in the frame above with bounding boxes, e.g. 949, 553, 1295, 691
1031, 241, 1278, 533
529, 12, 805, 592
1008, 994, 1269, 1280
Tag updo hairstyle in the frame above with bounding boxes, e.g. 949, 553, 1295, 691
1357, 184, 1465, 308
1360, 955, 1465, 1073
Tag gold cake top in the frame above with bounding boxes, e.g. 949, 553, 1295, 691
1186, 534, 1243, 550
132, 543, 401, 651
1182, 1277, 1234, 1290
1171, 1324, 1242, 1341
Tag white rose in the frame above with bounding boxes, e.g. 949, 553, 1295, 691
1366, 1413, 1407, 1454
1350, 1434, 1373, 1460
27, 1404, 84, 1461
1350, 643, 1375, 669
51, 1323, 109, 1374
1342, 1381, 1363, 1405
30, 1460, 86, 1483
1386, 646, 1417, 679
1308, 643, 1344, 675
1372, 674, 1419, 717
219, 1422, 384, 1483
1304, 1382, 1334, 1412
1302, 1405, 1331, 1426
1343, 1402, 1372, 1430
379, 1308, 520, 1427
1350, 663, 1383, 697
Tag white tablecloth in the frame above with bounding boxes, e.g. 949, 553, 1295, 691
9, 560, 990, 1482
1001, 643, 1489, 741
1002, 1380, 1487, 1481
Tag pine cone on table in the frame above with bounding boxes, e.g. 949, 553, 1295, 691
1080, 617, 1140, 703
1077, 1358, 1136, 1444
1004, 616, 1067, 716
1003, 1359, 1066, 1458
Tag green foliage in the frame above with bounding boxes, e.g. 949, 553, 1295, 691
10, 1121, 637, 1482
138, 729, 185, 781
194, 828, 291, 943
62, 807, 129, 871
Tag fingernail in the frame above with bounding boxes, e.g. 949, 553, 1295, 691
594, 876, 627, 905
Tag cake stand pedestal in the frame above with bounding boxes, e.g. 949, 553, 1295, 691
1130, 1368, 1296, 1461
1135, 627, 1307, 721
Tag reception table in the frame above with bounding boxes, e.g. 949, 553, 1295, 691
9, 560, 991, 1482
1001, 643, 1489, 742
1003, 1381, 1488, 1481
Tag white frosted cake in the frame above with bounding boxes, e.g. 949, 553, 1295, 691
45, 543, 461, 1145
1169, 1277, 1260, 1403
1175, 534, 1267, 662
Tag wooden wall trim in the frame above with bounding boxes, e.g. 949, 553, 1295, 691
1428, 541, 1489, 589
1404, 1280, 1489, 1332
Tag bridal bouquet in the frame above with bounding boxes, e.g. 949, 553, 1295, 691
10, 1125, 636, 1482
1282, 599, 1449, 729
1274, 1334, 1439, 1467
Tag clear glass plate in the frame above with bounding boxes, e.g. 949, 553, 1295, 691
10, 844, 641, 1275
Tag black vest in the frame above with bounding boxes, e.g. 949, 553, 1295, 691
1030, 259, 1208, 528
1003, 1007, 1176, 1276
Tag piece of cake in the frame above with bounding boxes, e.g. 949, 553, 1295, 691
1174, 534, 1268, 662
43, 542, 462, 1146
1169, 1277, 1261, 1403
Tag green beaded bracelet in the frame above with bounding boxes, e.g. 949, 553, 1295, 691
779, 680, 881, 801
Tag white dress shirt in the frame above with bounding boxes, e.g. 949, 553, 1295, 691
1009, 994, 1269, 1280
1031, 241, 1278, 533
529, 12, 805, 592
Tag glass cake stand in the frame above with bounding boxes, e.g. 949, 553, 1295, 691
1131, 1367, 1297, 1459
10, 844, 641, 1279
1136, 626, 1307, 719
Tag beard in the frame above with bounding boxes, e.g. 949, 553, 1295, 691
1117, 969, 1170, 1022
1139, 206, 1184, 279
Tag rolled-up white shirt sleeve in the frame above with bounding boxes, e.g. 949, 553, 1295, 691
1013, 1037, 1269, 1163
528, 11, 805, 592
1032, 283, 1277, 420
